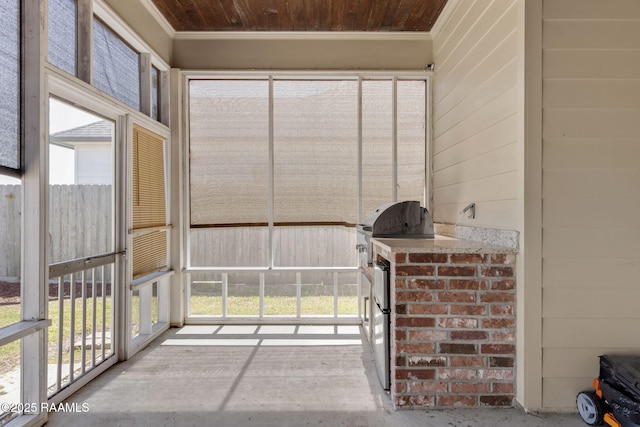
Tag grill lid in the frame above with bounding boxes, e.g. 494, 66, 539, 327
360, 200, 434, 238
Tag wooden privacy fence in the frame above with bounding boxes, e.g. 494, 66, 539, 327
0, 185, 112, 278
1, 185, 358, 279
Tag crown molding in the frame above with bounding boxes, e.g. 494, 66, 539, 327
173, 31, 432, 41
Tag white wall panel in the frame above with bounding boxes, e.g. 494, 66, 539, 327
544, 139, 640, 169
543, 288, 640, 319
433, 143, 517, 188
543, 197, 640, 228
541, 0, 640, 409
543, 228, 640, 259
434, 114, 517, 169
543, 257, 640, 289
432, 0, 519, 228
434, 87, 517, 155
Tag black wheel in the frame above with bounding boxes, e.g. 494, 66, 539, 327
577, 391, 605, 426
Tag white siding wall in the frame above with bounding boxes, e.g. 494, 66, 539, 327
431, 0, 519, 229
542, 0, 640, 409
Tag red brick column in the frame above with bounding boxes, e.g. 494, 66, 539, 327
378, 250, 516, 408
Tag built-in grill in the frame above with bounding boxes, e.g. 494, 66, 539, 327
356, 200, 434, 266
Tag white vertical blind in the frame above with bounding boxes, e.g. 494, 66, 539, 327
0, 0, 20, 171
273, 80, 358, 224
93, 18, 140, 110
48, 0, 77, 76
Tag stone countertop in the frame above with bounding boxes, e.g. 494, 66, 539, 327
372, 235, 518, 254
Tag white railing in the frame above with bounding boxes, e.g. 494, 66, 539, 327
47, 253, 116, 396
186, 268, 360, 324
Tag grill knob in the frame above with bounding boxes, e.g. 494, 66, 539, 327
356, 244, 367, 252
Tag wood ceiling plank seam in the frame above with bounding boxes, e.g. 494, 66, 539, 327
389, 0, 415, 32
232, 0, 257, 31
354, 0, 372, 31
261, 0, 282, 32
329, 0, 345, 31
219, 0, 246, 30
317, 0, 333, 31
304, 0, 318, 31
381, 0, 403, 31
276, 0, 294, 31
183, 0, 209, 31
287, 0, 307, 31
343, 0, 359, 31
203, 0, 237, 31
366, 0, 388, 31
151, 0, 183, 31
403, 0, 431, 32
252, 0, 268, 31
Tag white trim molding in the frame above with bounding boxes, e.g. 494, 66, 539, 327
174, 30, 432, 41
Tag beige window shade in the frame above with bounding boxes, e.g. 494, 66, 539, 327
187, 78, 426, 229
132, 231, 167, 278
361, 80, 393, 222
133, 125, 166, 228
397, 81, 426, 203
131, 125, 168, 278
189, 80, 269, 226
273, 80, 358, 225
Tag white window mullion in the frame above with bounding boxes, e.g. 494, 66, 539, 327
259, 273, 265, 318
222, 273, 228, 317
296, 272, 302, 318
333, 272, 339, 318
357, 76, 363, 222
268, 76, 275, 269
392, 77, 398, 202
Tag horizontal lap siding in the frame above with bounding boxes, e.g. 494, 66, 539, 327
432, 0, 519, 229
542, 0, 640, 409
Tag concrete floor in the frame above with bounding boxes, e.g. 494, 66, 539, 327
46, 325, 587, 427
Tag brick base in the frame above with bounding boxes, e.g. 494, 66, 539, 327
374, 246, 516, 408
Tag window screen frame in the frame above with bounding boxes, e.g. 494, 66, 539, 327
184, 71, 432, 269
0, 0, 21, 176
130, 123, 170, 280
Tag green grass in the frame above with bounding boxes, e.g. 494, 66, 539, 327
190, 295, 359, 316
0, 297, 114, 377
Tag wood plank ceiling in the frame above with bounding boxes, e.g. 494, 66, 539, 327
151, 0, 448, 32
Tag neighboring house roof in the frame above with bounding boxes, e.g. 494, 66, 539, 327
50, 120, 113, 147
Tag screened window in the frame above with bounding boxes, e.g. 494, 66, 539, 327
273, 80, 358, 224
0, 0, 20, 171
189, 80, 270, 226
397, 80, 426, 202
361, 80, 393, 220
48, 0, 77, 76
93, 18, 140, 110
188, 77, 427, 268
